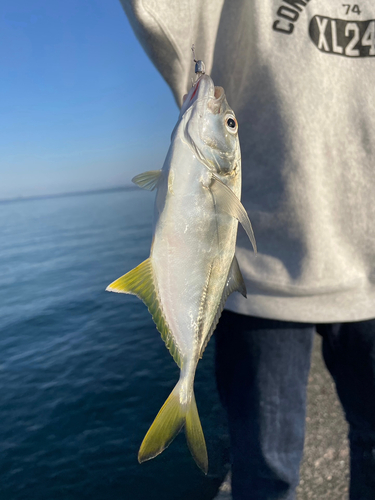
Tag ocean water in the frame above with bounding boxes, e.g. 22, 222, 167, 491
0, 190, 230, 500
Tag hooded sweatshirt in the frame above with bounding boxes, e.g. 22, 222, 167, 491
121, 0, 375, 323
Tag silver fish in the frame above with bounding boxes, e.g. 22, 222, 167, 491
106, 64, 256, 473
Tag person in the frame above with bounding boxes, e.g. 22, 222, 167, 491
121, 1, 375, 498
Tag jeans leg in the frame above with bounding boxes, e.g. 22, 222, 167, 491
318, 320, 375, 500
215, 311, 315, 500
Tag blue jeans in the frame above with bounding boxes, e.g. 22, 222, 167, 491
215, 311, 375, 500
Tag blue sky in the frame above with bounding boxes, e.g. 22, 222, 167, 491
1, 0, 178, 199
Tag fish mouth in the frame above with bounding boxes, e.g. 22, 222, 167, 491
181, 76, 223, 113
208, 87, 225, 114
180, 74, 211, 115
214, 86, 224, 100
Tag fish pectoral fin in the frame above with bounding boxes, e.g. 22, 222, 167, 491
138, 379, 208, 474
132, 170, 162, 191
106, 258, 182, 367
211, 174, 257, 253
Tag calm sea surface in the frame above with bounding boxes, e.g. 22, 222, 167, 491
0, 190, 229, 500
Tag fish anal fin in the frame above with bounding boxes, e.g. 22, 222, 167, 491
228, 254, 247, 298
106, 259, 182, 367
211, 174, 257, 253
199, 255, 246, 358
132, 170, 162, 191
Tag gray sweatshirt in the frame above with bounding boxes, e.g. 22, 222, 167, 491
121, 0, 375, 323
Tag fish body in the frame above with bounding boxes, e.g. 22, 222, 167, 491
107, 71, 256, 473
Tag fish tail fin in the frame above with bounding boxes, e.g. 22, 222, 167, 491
185, 391, 208, 474
138, 380, 208, 474
138, 380, 186, 465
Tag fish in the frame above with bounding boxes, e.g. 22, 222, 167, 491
106, 63, 256, 474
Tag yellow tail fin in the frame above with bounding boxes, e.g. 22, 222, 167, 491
138, 380, 208, 474
185, 392, 208, 473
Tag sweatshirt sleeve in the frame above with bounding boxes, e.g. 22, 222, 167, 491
119, 0, 224, 106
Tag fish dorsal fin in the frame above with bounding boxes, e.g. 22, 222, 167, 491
106, 258, 182, 367
211, 174, 257, 253
199, 255, 246, 358
132, 170, 162, 191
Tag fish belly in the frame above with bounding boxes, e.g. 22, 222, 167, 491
151, 157, 238, 364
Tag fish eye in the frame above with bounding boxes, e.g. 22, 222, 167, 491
225, 115, 238, 134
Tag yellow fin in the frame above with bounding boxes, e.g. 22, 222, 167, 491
185, 392, 208, 474
199, 255, 246, 358
138, 381, 185, 463
106, 259, 182, 367
138, 380, 208, 474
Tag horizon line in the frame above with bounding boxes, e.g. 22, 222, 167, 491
0, 185, 138, 205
